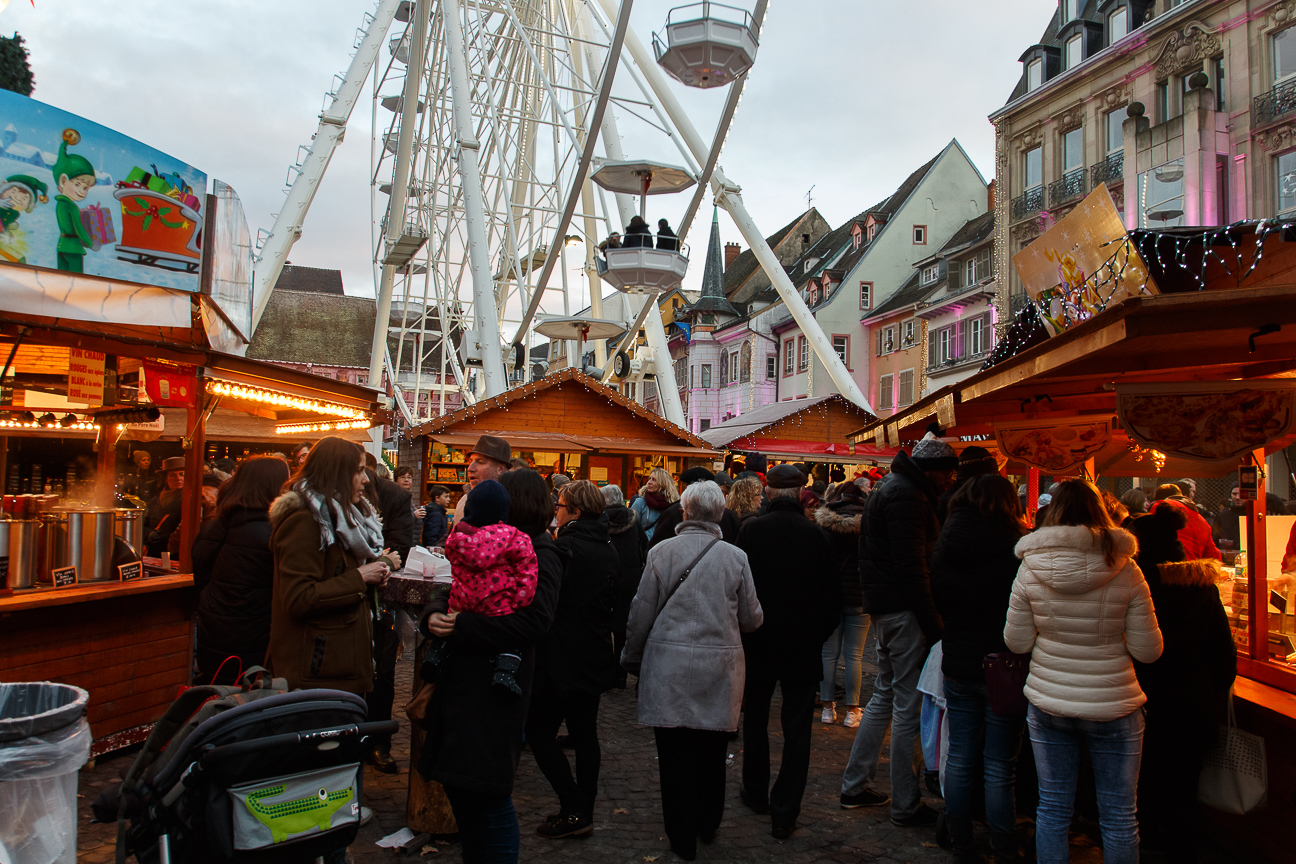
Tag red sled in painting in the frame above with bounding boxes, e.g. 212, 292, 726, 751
112, 188, 202, 274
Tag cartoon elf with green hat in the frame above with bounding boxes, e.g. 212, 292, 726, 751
0, 173, 48, 264
53, 128, 97, 273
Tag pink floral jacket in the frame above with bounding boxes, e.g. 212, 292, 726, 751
444, 522, 539, 616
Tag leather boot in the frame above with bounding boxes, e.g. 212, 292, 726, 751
990, 830, 1024, 864
948, 815, 981, 864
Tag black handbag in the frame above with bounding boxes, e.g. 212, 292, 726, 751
982, 651, 1032, 717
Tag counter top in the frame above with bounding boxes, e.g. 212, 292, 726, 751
0, 573, 194, 612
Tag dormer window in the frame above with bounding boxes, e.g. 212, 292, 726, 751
867, 224, 878, 241
1028, 58, 1043, 91
1063, 0, 1079, 22
1065, 34, 1082, 70
921, 264, 939, 284
1108, 7, 1128, 44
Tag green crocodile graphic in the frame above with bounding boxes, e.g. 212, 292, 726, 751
242, 782, 354, 843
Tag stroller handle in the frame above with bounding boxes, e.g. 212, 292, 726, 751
199, 720, 400, 770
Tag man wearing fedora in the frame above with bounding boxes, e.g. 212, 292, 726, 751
145, 456, 187, 557
453, 435, 514, 523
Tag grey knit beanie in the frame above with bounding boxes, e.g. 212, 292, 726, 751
910, 433, 959, 471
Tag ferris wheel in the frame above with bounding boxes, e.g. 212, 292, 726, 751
249, 0, 871, 432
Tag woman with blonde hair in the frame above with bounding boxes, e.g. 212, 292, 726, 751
631, 467, 679, 543
1005, 479, 1162, 864
726, 477, 763, 528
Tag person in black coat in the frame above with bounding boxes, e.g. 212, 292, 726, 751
735, 464, 839, 838
602, 485, 648, 688
423, 484, 452, 547
656, 218, 679, 251
623, 215, 652, 248
842, 435, 957, 825
1129, 507, 1236, 864
814, 481, 869, 725
419, 469, 564, 863
527, 480, 620, 838
647, 467, 742, 550
931, 474, 1030, 862
191, 456, 290, 684
364, 466, 417, 772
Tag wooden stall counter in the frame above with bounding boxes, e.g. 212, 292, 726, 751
0, 574, 197, 757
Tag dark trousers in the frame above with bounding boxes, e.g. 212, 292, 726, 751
193, 643, 264, 686
443, 785, 520, 864
364, 611, 400, 750
1138, 707, 1214, 863
742, 674, 817, 829
653, 726, 729, 859
525, 686, 602, 816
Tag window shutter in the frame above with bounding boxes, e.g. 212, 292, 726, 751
948, 261, 961, 290
928, 332, 937, 368
977, 247, 991, 280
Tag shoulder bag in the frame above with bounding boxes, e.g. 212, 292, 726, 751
1198, 688, 1267, 814
982, 650, 1032, 717
621, 538, 719, 675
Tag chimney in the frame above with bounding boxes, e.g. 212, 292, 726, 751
987, 179, 996, 212
724, 242, 740, 271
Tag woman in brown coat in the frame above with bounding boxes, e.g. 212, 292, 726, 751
267, 437, 400, 694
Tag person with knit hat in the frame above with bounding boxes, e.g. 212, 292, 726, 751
52, 129, 97, 273
840, 432, 957, 827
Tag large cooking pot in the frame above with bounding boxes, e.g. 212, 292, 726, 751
114, 508, 143, 554
38, 512, 67, 583
1, 519, 40, 589
64, 509, 118, 583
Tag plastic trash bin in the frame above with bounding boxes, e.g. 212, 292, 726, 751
0, 683, 91, 864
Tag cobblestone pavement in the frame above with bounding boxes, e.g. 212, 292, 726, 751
76, 654, 1243, 864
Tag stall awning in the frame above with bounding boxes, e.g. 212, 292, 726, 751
573, 437, 719, 457
429, 432, 591, 452
732, 437, 898, 463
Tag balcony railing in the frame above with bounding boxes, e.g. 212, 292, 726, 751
1255, 77, 1296, 127
927, 349, 990, 375
1091, 151, 1124, 187
1010, 186, 1044, 221
1049, 168, 1086, 207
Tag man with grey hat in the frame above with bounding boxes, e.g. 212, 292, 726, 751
735, 463, 839, 839
453, 434, 513, 523
840, 433, 957, 827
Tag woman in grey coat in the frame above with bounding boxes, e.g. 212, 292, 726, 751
622, 480, 764, 862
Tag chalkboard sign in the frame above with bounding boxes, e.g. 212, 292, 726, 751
50, 565, 78, 588
0, 556, 8, 588
118, 561, 142, 582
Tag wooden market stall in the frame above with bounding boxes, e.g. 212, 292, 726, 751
1, 316, 382, 756
845, 223, 1296, 860
405, 367, 718, 502
698, 394, 894, 469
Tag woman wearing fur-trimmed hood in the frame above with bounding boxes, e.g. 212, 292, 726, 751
813, 482, 869, 728
267, 437, 400, 694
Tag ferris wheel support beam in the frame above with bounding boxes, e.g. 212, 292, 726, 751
250, 0, 404, 336
444, 0, 509, 396
593, 0, 873, 413
508, 0, 635, 355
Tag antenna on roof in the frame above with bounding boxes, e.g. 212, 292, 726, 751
806, 185, 815, 209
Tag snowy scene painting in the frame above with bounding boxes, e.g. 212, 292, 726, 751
0, 89, 207, 292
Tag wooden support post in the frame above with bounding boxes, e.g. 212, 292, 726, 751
178, 404, 206, 574
1247, 448, 1268, 662
1027, 467, 1040, 527
95, 424, 116, 493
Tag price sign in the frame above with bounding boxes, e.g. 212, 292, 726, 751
50, 565, 78, 588
0, 556, 9, 593
1239, 465, 1260, 502
117, 561, 142, 582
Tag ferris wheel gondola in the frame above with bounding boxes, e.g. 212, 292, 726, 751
652, 1, 759, 89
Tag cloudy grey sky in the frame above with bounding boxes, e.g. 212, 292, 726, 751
3, 0, 1048, 307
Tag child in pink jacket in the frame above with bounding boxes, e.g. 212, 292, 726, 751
422, 479, 538, 695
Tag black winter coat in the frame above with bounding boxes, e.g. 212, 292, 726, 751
367, 470, 416, 566
858, 451, 944, 643
422, 503, 449, 548
418, 530, 566, 795
192, 508, 275, 661
736, 497, 840, 681
648, 500, 741, 551
814, 501, 864, 609
537, 515, 621, 695
606, 503, 648, 621
931, 506, 1025, 683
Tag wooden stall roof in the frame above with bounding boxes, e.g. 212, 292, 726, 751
845, 283, 1296, 476
700, 395, 896, 462
407, 368, 717, 455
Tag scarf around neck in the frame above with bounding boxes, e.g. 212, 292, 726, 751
643, 489, 671, 511
293, 479, 385, 562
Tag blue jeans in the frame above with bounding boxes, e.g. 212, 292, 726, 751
943, 677, 1024, 835
443, 786, 520, 864
820, 607, 870, 704
841, 610, 926, 819
1028, 703, 1144, 864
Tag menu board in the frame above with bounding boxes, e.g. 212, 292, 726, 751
995, 418, 1111, 473
68, 349, 105, 405
1117, 381, 1296, 462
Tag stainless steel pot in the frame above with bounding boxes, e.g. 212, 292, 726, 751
38, 512, 67, 584
2, 520, 40, 589
65, 509, 118, 583
114, 508, 143, 554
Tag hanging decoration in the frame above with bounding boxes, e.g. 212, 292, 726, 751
994, 417, 1112, 474
1116, 380, 1296, 463
1125, 441, 1167, 473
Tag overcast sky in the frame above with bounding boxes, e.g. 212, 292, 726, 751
3, 0, 1047, 309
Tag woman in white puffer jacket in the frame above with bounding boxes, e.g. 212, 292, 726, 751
1005, 479, 1162, 864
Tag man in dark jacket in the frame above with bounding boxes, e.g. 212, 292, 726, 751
736, 464, 839, 838
364, 465, 417, 773
602, 484, 648, 688
840, 434, 957, 827
528, 480, 620, 837
647, 467, 741, 550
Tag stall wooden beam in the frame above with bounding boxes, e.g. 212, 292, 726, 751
179, 403, 205, 577
1247, 448, 1268, 663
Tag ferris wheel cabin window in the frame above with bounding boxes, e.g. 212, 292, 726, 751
1276, 151, 1296, 217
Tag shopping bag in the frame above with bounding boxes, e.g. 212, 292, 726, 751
982, 651, 1032, 717
1198, 690, 1267, 814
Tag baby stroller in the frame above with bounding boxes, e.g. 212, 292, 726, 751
108, 669, 397, 863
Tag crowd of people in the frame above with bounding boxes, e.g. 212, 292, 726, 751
179, 431, 1251, 864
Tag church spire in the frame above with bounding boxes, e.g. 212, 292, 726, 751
687, 206, 738, 318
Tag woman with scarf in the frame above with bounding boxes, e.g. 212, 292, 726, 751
267, 437, 401, 694
631, 467, 678, 543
